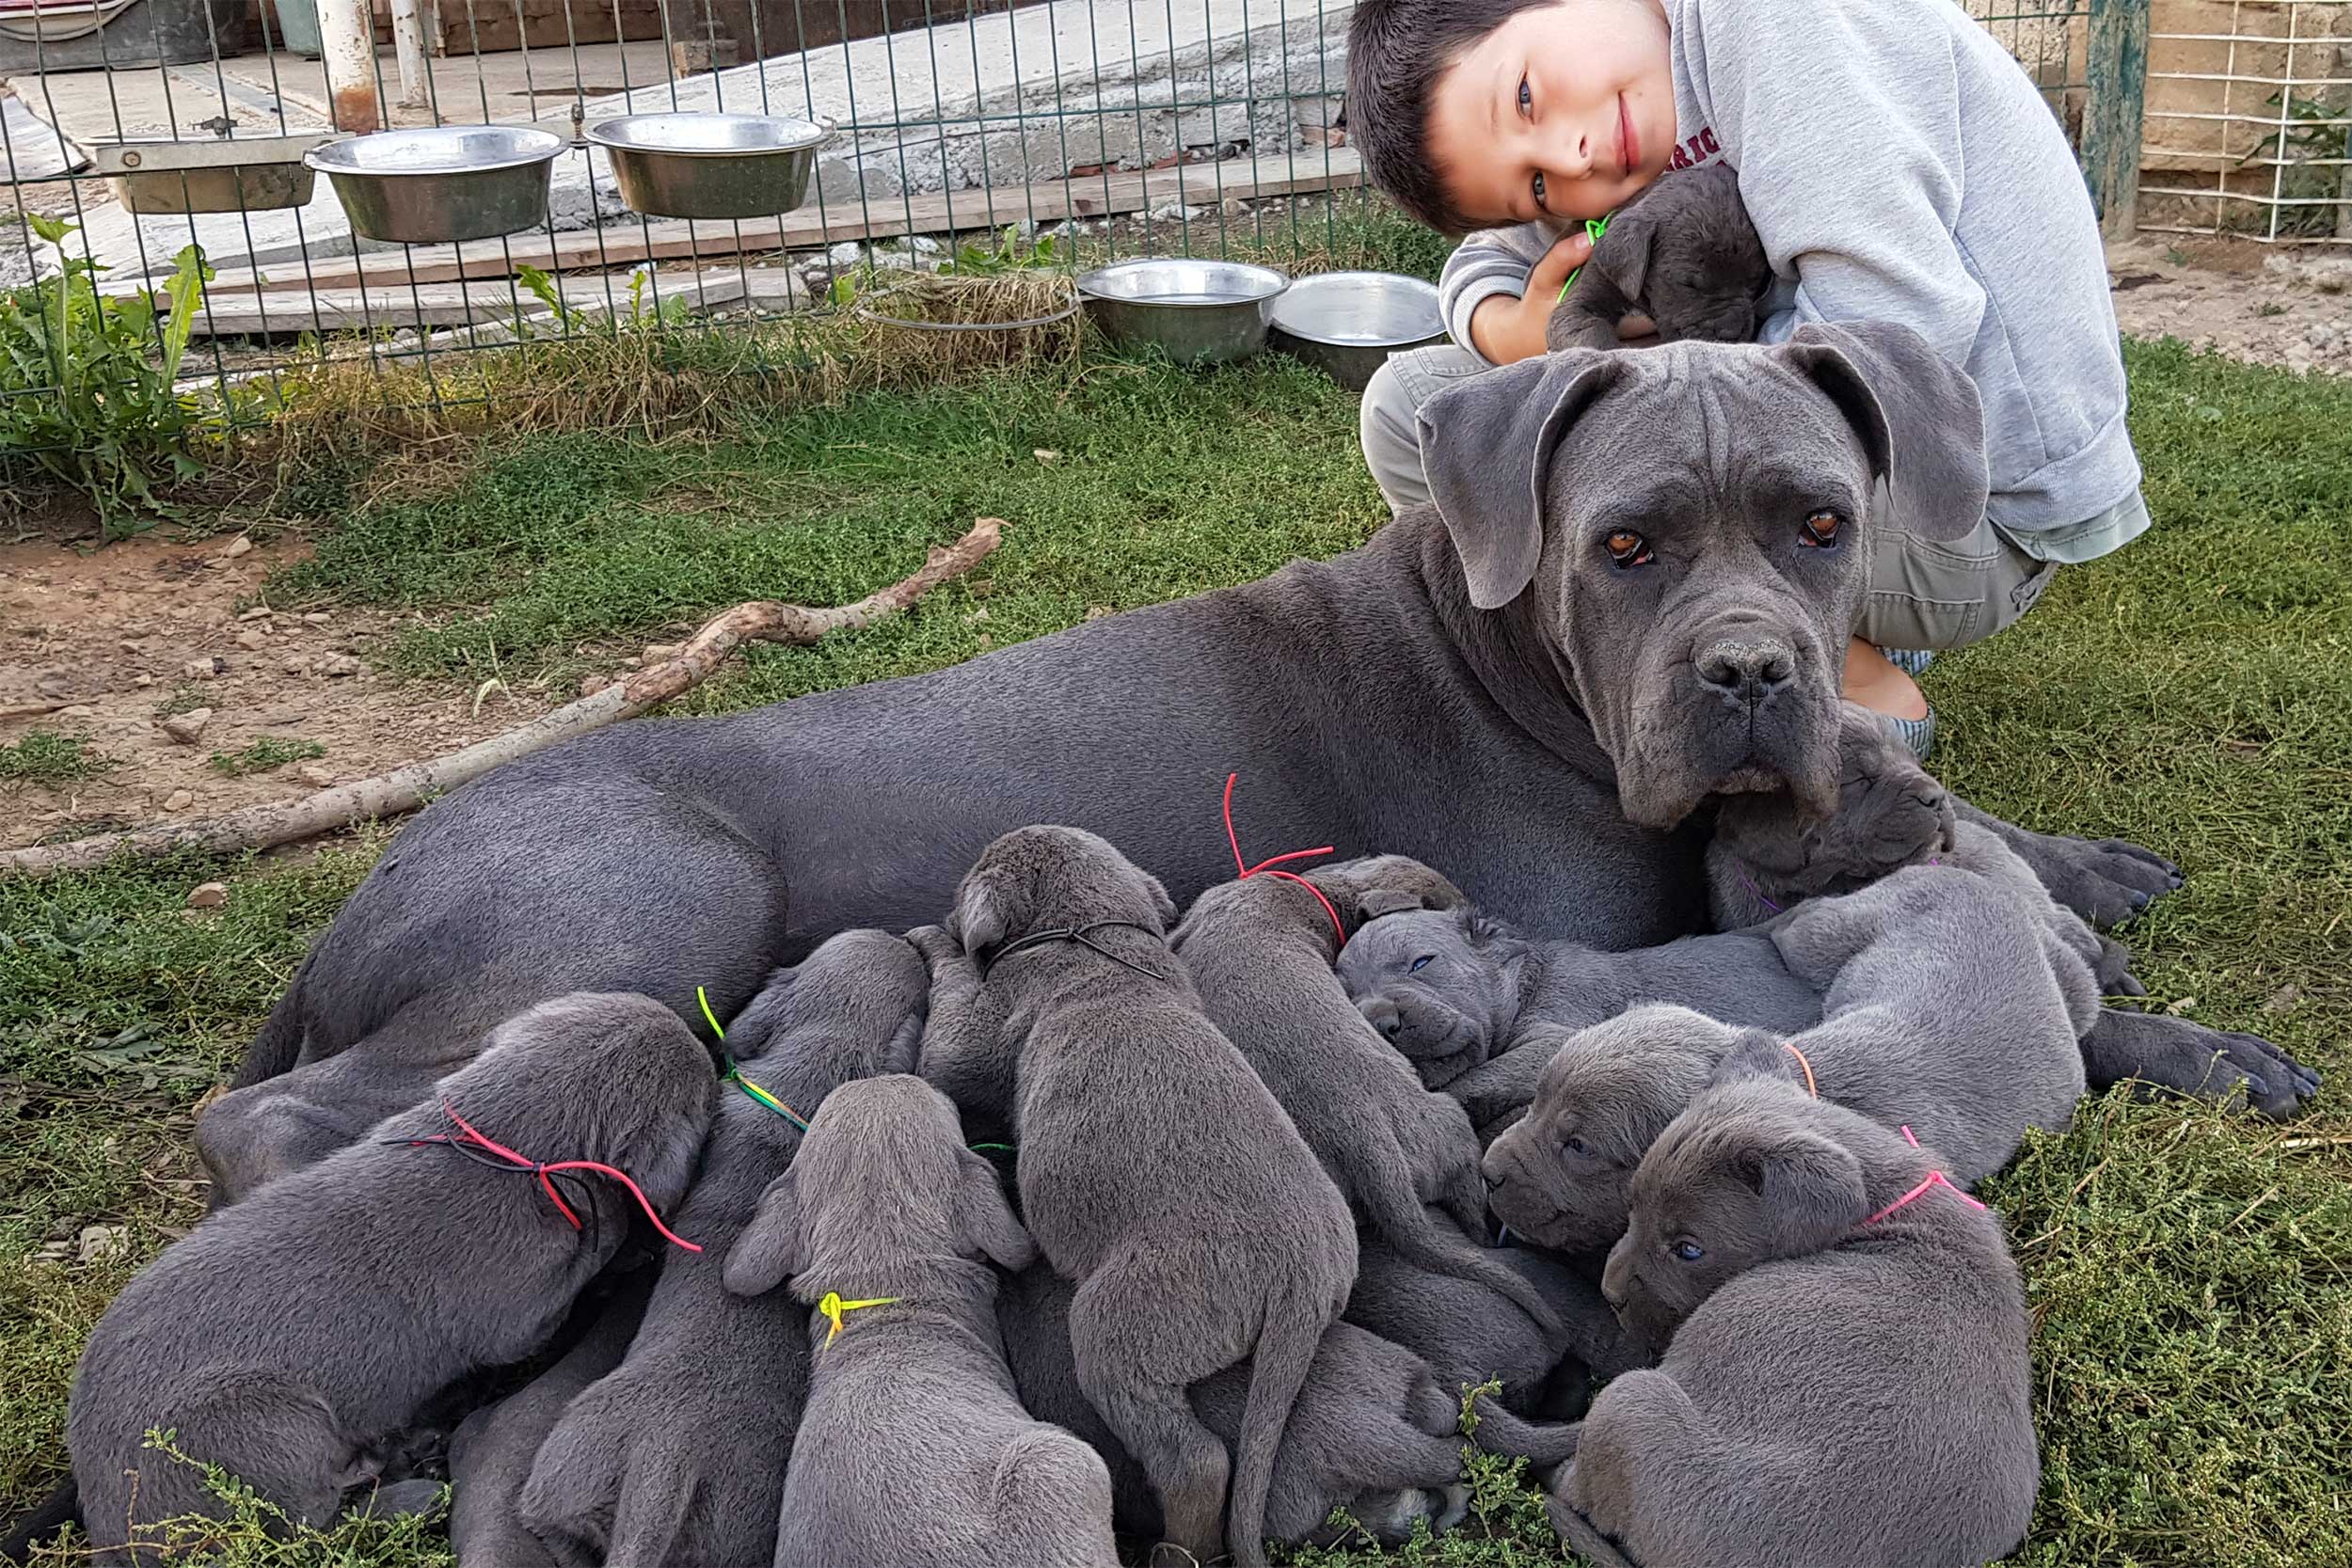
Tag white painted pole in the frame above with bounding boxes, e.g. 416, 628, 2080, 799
390, 0, 430, 109
317, 0, 383, 135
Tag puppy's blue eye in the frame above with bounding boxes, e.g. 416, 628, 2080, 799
1672, 1239, 1705, 1262
1408, 955, 1434, 974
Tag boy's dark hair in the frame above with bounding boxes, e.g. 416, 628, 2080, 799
1347, 0, 1563, 234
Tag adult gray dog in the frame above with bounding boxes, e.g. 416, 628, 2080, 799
1549, 1076, 2038, 1568
1546, 162, 1774, 353
1170, 863, 1562, 1332
516, 930, 927, 1568
445, 1274, 655, 1568
930, 825, 1358, 1568
67, 994, 712, 1564
226, 323, 2236, 1180
726, 1075, 1116, 1568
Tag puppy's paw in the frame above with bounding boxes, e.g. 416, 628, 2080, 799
2084, 1009, 2319, 1119
2005, 829, 2184, 929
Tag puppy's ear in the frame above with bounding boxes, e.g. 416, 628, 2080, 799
1733, 1126, 1867, 1254
950, 1149, 1036, 1272
1140, 871, 1180, 934
880, 1006, 926, 1073
947, 868, 1018, 960
1782, 322, 1989, 544
1589, 207, 1660, 304
1708, 1030, 1810, 1092
1418, 352, 1627, 610
1359, 888, 1425, 921
723, 1171, 803, 1298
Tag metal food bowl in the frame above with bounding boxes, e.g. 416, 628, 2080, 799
1075, 258, 1289, 364
93, 133, 340, 215
305, 125, 568, 244
586, 113, 826, 220
1268, 270, 1447, 392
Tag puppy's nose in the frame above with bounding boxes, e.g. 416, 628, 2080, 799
1695, 637, 1796, 707
1359, 998, 1403, 1041
1481, 1151, 1508, 1192
1484, 1169, 1506, 1193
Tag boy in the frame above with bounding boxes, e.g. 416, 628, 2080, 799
1345, 0, 2149, 755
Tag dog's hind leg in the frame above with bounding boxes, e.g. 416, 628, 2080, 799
1086, 1380, 1230, 1567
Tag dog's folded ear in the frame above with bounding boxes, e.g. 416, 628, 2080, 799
1419, 351, 1626, 610
947, 868, 1017, 964
951, 1148, 1038, 1273
1708, 1029, 1811, 1092
1731, 1120, 1867, 1254
1780, 322, 1990, 544
1589, 205, 1660, 305
723, 1171, 803, 1298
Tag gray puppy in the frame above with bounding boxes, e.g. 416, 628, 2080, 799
725, 1075, 1116, 1568
446, 1274, 655, 1568
1487, 853, 2090, 1253
930, 825, 1358, 1568
69, 994, 712, 1563
1549, 1076, 2038, 1568
1001, 1262, 1478, 1548
1172, 867, 1564, 1335
517, 929, 928, 1568
1546, 162, 1774, 352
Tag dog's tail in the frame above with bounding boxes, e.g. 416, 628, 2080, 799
229, 974, 310, 1089
1468, 1397, 1583, 1468
1228, 1290, 1325, 1568
1544, 1491, 1644, 1568
602, 1454, 697, 1568
0, 1477, 80, 1565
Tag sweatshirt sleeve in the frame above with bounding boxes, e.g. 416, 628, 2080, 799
1437, 222, 1556, 365
1683, 0, 1987, 366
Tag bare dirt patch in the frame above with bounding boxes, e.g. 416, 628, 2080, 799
2106, 236, 2352, 374
0, 531, 558, 850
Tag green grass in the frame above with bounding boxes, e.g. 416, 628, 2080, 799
207, 738, 327, 779
0, 732, 107, 786
4, 334, 2349, 1567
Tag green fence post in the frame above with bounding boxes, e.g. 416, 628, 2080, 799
2082, 0, 2150, 240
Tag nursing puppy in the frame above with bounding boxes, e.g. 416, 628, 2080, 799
517, 929, 927, 1568
446, 1274, 654, 1568
1546, 162, 1774, 353
727, 1075, 1115, 1568
1549, 1077, 2037, 1568
69, 994, 711, 1563
1172, 868, 1563, 1334
930, 826, 1358, 1568
1487, 857, 2088, 1252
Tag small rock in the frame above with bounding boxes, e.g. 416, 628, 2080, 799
77, 1224, 129, 1264
161, 707, 213, 744
294, 764, 335, 788
185, 881, 229, 909
119, 641, 143, 654
909, 234, 943, 254
303, 611, 332, 625
221, 534, 253, 560
316, 653, 363, 677
60, 705, 95, 719
1034, 448, 1061, 464
1150, 202, 1205, 221
1219, 198, 1248, 218
135, 673, 152, 688
965, 608, 992, 625
2265, 984, 2301, 1015
235, 628, 269, 650
183, 657, 225, 680
1085, 605, 1112, 621
165, 789, 194, 812
828, 239, 867, 267
238, 605, 274, 622
282, 655, 312, 675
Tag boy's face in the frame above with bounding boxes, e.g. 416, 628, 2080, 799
1425, 0, 1677, 230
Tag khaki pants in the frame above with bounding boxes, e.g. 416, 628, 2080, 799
1359, 344, 2071, 652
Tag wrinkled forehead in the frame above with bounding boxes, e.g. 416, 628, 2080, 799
1543, 344, 1877, 532
1341, 910, 1473, 968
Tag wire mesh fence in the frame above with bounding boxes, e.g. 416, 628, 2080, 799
0, 0, 2222, 454
2140, 0, 2351, 242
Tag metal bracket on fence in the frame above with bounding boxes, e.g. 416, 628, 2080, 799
2083, 0, 2150, 242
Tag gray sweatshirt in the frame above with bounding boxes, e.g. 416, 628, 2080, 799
1436, 0, 2146, 561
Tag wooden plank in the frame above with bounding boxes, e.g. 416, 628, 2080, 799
2084, 0, 2152, 239
177, 267, 751, 335
168, 149, 1366, 297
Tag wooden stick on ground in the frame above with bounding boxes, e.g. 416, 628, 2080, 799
0, 517, 1004, 879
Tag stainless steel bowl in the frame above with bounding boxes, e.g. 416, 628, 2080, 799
1268, 270, 1447, 392
586, 113, 827, 220
93, 133, 339, 214
1075, 258, 1289, 364
306, 125, 567, 244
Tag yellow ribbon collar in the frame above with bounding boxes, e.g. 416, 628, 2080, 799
817, 1291, 899, 1348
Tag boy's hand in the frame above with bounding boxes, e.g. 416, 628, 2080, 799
1469, 230, 1594, 364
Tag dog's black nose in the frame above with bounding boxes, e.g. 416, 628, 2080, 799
1696, 637, 1796, 706
1483, 1169, 1505, 1193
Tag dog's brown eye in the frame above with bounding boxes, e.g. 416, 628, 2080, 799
1800, 511, 1842, 548
1604, 530, 1652, 569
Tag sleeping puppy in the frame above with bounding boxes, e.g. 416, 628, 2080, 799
516, 930, 928, 1568
998, 1261, 1577, 1549
69, 994, 712, 1564
725, 1075, 1115, 1568
1548, 1076, 2038, 1568
1545, 162, 1773, 353
1486, 856, 2090, 1253
1172, 868, 1564, 1334
446, 1274, 655, 1568
927, 826, 1359, 1568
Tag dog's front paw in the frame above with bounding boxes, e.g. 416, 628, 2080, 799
1310, 855, 1470, 929
2082, 1009, 2320, 1119
2001, 828, 2184, 929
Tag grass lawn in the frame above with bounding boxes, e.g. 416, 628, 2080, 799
2, 299, 2346, 1564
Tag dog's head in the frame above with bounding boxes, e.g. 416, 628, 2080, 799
1596, 162, 1774, 345
1480, 1004, 1744, 1252
946, 824, 1179, 974
1708, 703, 1959, 923
1418, 323, 1988, 831
1335, 907, 1521, 1082
722, 928, 930, 1078
1600, 1075, 1869, 1349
